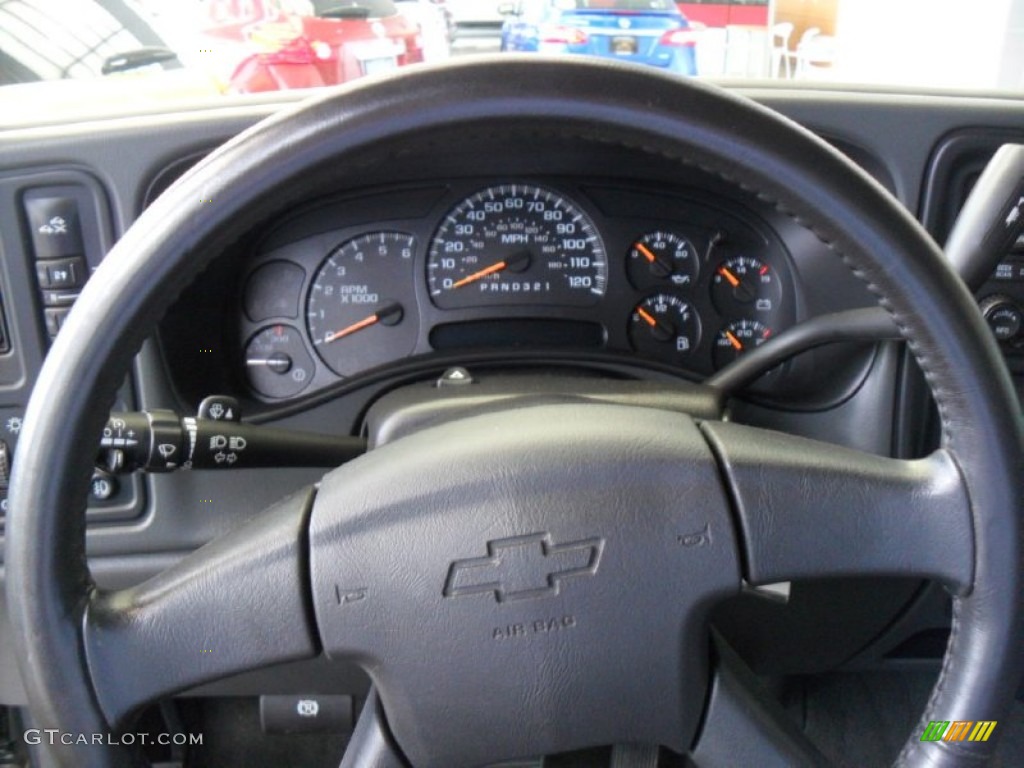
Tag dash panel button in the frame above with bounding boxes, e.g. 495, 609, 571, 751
24, 192, 84, 260
36, 256, 85, 290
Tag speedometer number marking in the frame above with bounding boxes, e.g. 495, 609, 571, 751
428, 185, 607, 309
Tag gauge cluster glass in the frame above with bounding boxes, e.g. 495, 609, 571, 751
232, 180, 799, 403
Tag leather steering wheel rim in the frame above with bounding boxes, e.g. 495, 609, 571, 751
5, 56, 1023, 767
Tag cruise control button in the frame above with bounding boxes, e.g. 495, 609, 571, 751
24, 193, 84, 259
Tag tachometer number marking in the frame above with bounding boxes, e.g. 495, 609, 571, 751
306, 232, 418, 378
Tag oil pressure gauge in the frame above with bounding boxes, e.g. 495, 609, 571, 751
626, 231, 699, 291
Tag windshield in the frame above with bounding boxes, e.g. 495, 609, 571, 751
1, 0, 1022, 126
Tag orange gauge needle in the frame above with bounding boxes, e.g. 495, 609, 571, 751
725, 330, 744, 351
452, 260, 508, 289
718, 267, 741, 288
637, 307, 658, 327
635, 242, 658, 264
449, 251, 530, 290
324, 303, 402, 344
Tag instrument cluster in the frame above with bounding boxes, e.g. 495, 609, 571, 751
236, 180, 798, 401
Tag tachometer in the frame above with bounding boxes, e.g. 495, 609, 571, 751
307, 232, 418, 377
427, 184, 606, 309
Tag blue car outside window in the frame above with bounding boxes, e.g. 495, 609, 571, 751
502, 0, 698, 76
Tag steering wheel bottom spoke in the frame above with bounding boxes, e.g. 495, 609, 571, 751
339, 690, 410, 768
83, 487, 321, 728
690, 635, 829, 768
703, 422, 975, 594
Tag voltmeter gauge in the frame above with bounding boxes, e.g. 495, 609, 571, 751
712, 319, 774, 370
628, 294, 701, 365
626, 232, 699, 291
245, 324, 315, 399
711, 256, 782, 318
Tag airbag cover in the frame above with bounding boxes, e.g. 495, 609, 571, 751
309, 403, 740, 766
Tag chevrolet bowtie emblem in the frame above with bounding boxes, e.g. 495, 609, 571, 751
443, 533, 604, 603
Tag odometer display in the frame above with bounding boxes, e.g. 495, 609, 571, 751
427, 184, 606, 309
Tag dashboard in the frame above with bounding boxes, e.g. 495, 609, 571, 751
233, 179, 797, 402
1, 81, 1024, 764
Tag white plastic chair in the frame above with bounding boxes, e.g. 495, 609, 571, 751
793, 28, 837, 78
770, 21, 793, 79
783, 26, 819, 78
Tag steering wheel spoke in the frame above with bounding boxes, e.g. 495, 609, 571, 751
83, 487, 320, 727
702, 422, 974, 593
689, 635, 829, 767
338, 690, 409, 768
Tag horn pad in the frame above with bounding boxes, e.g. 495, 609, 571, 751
309, 404, 741, 767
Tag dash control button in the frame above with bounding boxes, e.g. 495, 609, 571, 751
90, 469, 119, 503
198, 395, 241, 422
44, 307, 71, 337
36, 256, 85, 289
437, 367, 474, 387
24, 193, 84, 260
994, 261, 1016, 281
259, 695, 353, 735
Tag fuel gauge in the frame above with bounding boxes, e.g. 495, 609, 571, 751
628, 294, 701, 364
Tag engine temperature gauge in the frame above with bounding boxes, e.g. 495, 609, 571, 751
712, 319, 773, 370
628, 294, 701, 364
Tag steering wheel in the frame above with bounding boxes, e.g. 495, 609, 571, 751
5, 58, 1022, 768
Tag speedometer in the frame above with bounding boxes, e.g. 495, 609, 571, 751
427, 184, 606, 309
